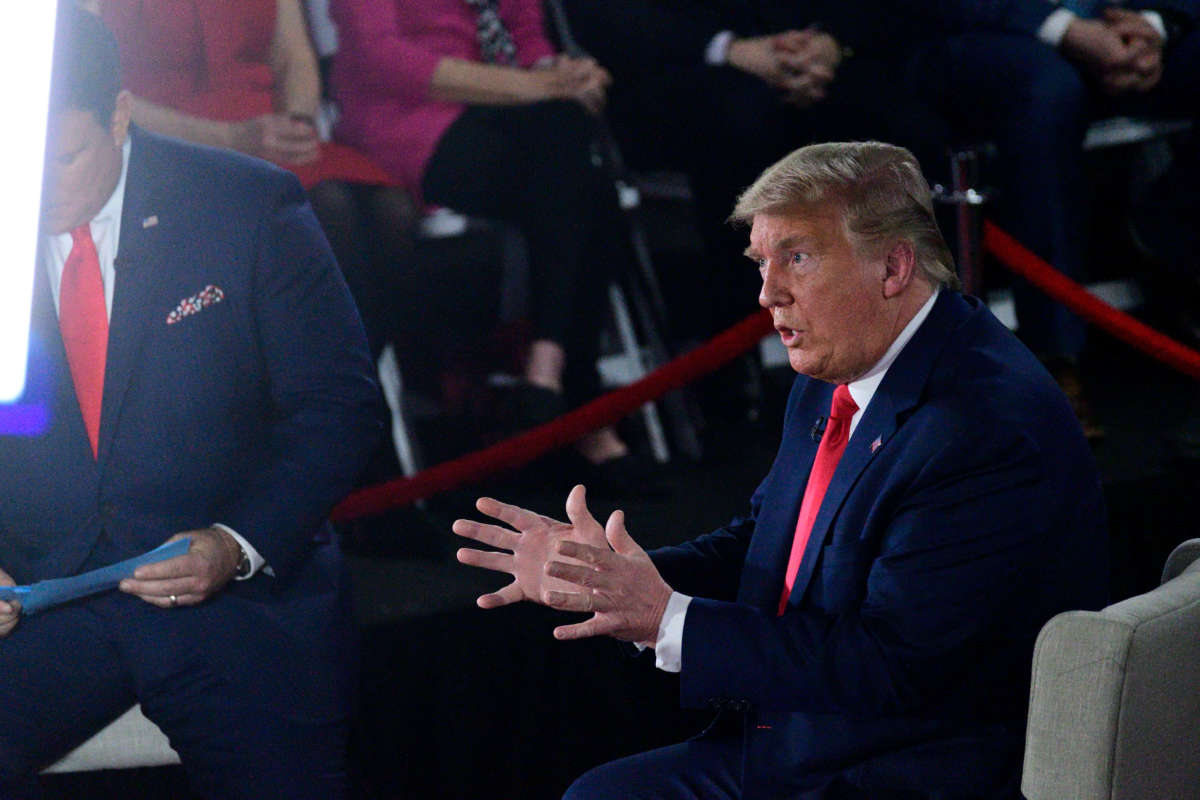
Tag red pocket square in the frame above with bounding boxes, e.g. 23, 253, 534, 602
166, 285, 224, 325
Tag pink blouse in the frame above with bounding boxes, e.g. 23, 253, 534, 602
330, 0, 556, 198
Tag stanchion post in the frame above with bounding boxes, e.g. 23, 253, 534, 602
933, 148, 987, 296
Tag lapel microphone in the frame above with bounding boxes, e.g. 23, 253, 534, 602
811, 416, 827, 443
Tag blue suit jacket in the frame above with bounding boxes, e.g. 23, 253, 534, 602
1, 129, 382, 722
651, 291, 1108, 798
878, 0, 1199, 37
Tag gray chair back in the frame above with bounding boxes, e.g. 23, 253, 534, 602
1022, 538, 1200, 799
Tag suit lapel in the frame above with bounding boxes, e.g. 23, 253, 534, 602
97, 133, 162, 465
785, 291, 964, 606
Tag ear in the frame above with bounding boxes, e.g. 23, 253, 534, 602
110, 90, 133, 147
881, 240, 917, 299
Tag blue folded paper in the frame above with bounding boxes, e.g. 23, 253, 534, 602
0, 537, 191, 615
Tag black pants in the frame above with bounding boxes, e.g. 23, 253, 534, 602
309, 181, 416, 360
422, 100, 624, 403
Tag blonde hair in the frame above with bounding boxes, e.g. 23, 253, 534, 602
731, 141, 960, 290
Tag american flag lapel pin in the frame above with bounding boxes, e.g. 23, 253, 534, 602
870, 435, 883, 454
142, 215, 159, 229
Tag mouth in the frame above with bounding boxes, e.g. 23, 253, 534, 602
776, 324, 801, 346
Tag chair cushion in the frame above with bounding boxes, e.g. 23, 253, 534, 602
42, 704, 179, 774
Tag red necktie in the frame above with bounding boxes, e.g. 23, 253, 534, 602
58, 224, 108, 459
778, 384, 858, 615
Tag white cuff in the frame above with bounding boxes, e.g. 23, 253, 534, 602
211, 523, 271, 580
1140, 10, 1167, 41
705, 31, 736, 66
653, 592, 692, 673
1039, 9, 1077, 47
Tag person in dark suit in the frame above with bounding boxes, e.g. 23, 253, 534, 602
0, 8, 380, 797
454, 141, 1108, 798
892, 0, 1200, 437
559, 0, 953, 336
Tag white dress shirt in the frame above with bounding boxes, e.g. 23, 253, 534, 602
651, 290, 941, 673
42, 137, 267, 580
1038, 8, 1166, 46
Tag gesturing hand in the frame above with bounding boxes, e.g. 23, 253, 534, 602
119, 527, 242, 609
453, 485, 610, 609
543, 509, 673, 646
0, 567, 21, 637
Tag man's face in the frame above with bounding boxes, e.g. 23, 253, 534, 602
41, 94, 130, 235
748, 205, 897, 384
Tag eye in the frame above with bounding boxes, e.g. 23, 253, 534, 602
790, 252, 809, 266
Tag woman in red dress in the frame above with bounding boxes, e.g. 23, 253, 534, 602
92, 0, 413, 358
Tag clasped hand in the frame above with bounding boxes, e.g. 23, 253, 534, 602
453, 485, 673, 645
728, 28, 841, 106
1062, 11, 1164, 94
535, 55, 611, 114
232, 112, 320, 166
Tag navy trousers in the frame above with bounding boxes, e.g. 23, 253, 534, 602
0, 576, 347, 799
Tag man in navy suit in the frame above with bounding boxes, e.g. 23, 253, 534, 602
0, 7, 380, 797
455, 141, 1107, 798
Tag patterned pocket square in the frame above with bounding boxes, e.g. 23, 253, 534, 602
166, 285, 225, 325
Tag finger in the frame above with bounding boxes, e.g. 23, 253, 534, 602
564, 484, 600, 535
120, 577, 199, 598
806, 64, 835, 84
604, 509, 643, 556
132, 554, 196, 581
452, 519, 520, 551
544, 589, 612, 614
556, 539, 610, 565
456, 547, 513, 574
134, 591, 203, 609
476, 496, 545, 530
553, 617, 610, 640
544, 560, 599, 588
477, 581, 524, 609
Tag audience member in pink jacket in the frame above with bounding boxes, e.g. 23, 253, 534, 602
331, 0, 634, 471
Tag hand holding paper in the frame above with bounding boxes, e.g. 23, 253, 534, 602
0, 566, 20, 637
120, 527, 243, 608
0, 537, 191, 620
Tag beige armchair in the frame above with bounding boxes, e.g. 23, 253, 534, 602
1022, 538, 1200, 799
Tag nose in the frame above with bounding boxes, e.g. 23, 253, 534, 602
758, 260, 790, 309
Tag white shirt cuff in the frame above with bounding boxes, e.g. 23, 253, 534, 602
1039, 9, 1077, 47
1141, 10, 1167, 40
211, 523, 271, 579
705, 31, 736, 66
652, 591, 692, 673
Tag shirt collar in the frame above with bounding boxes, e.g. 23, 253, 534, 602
846, 289, 939, 422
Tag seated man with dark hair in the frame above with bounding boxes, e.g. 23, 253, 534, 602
0, 6, 380, 797
455, 141, 1108, 798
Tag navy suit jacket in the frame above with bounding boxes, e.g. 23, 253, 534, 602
877, 0, 1199, 37
651, 291, 1108, 798
0, 129, 382, 722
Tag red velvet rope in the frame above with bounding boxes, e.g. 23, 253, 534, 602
982, 221, 1200, 380
331, 310, 774, 521
332, 221, 1200, 520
